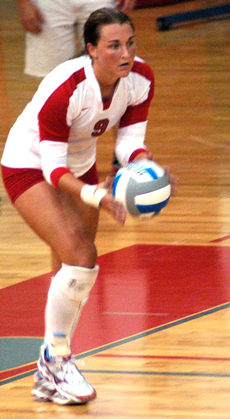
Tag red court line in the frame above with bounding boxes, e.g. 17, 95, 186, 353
95, 354, 230, 362
210, 235, 230, 243
0, 362, 37, 383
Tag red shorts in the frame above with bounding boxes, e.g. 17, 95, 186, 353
1, 164, 99, 204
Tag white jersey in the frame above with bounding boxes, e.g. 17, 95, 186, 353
2, 55, 154, 187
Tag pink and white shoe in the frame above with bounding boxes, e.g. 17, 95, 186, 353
36, 345, 96, 404
31, 371, 76, 405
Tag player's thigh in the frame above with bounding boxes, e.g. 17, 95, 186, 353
14, 181, 99, 266
50, 191, 99, 272
57, 189, 99, 243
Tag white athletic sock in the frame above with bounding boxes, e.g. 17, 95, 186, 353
44, 263, 99, 357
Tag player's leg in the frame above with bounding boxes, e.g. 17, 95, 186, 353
50, 188, 99, 274
41, 188, 99, 352
15, 180, 98, 267
14, 180, 99, 403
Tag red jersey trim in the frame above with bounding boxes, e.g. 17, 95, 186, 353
51, 164, 99, 188
50, 167, 71, 188
128, 148, 149, 162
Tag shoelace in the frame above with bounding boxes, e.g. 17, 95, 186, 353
50, 356, 86, 384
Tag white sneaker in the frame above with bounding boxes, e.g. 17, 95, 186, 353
37, 345, 96, 404
31, 371, 76, 405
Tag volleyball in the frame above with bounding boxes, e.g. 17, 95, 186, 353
112, 160, 171, 220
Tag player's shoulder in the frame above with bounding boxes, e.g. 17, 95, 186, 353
49, 55, 90, 81
37, 55, 90, 98
131, 57, 154, 82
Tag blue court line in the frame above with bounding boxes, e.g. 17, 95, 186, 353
1, 301, 230, 386
75, 301, 230, 359
81, 369, 230, 379
0, 370, 37, 386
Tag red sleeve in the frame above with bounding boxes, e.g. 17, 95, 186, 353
39, 85, 71, 143
38, 68, 85, 143
119, 61, 154, 128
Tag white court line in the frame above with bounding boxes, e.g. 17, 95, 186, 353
190, 135, 230, 150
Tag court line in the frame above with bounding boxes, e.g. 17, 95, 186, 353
103, 312, 169, 316
1, 301, 229, 386
81, 369, 230, 379
2, 365, 230, 387
0, 362, 37, 382
190, 135, 230, 151
95, 354, 230, 362
210, 235, 230, 243
75, 301, 230, 359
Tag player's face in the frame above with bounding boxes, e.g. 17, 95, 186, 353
89, 23, 136, 84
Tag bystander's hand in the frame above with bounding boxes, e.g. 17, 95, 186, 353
16, 0, 45, 33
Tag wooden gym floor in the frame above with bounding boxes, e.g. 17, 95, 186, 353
0, 0, 230, 417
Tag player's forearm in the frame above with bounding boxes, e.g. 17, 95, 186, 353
54, 171, 84, 199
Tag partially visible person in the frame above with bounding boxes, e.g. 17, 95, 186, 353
2, 8, 155, 405
15, 0, 136, 77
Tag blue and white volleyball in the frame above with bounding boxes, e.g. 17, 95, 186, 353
112, 160, 171, 220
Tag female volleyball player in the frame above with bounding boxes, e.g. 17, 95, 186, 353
1, 8, 154, 404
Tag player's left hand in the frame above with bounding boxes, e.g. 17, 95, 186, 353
164, 168, 178, 196
132, 153, 178, 196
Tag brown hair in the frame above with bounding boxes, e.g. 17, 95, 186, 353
83, 7, 135, 53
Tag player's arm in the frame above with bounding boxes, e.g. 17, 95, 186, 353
15, 0, 45, 33
58, 172, 127, 225
39, 140, 126, 224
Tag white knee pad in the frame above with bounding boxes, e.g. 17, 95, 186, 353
50, 263, 99, 305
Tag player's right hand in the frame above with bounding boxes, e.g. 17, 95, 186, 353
100, 193, 127, 225
97, 177, 127, 224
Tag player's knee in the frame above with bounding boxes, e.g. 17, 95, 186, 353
50, 263, 99, 303
61, 234, 97, 268
73, 238, 97, 268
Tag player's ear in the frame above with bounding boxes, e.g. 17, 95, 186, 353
87, 43, 98, 60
